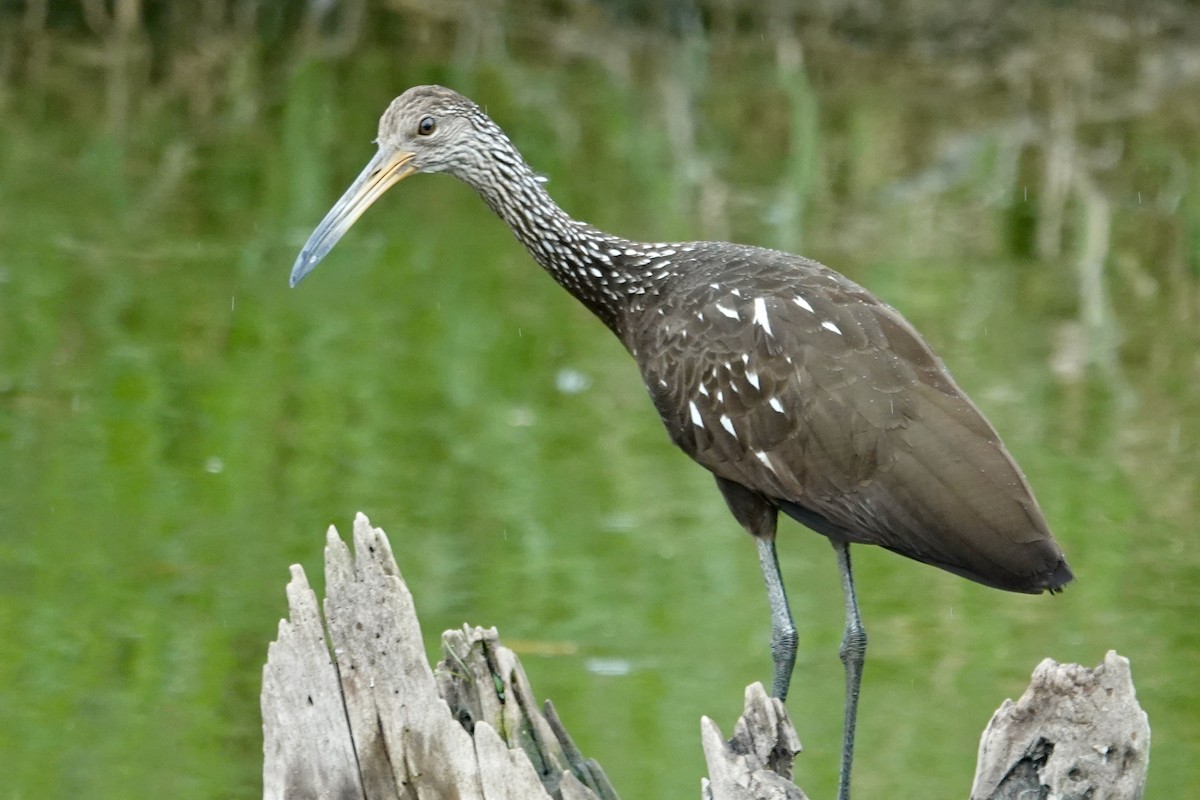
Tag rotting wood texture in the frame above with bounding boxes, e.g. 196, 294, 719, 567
262, 513, 1147, 800
971, 650, 1150, 800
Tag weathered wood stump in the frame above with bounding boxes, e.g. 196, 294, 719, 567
261, 512, 620, 800
261, 513, 1148, 799
971, 651, 1150, 800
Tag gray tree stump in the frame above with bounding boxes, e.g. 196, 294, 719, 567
261, 513, 1148, 800
971, 651, 1150, 800
701, 683, 807, 800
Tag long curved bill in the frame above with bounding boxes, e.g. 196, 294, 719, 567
289, 147, 417, 287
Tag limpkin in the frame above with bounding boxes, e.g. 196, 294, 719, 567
290, 85, 1073, 799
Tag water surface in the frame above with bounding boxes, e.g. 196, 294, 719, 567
1, 4, 1197, 798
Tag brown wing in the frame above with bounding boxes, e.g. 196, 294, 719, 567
628, 251, 1068, 592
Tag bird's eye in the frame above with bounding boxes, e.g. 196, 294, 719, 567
417, 116, 436, 136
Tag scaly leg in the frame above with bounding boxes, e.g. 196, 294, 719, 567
755, 534, 799, 700
831, 539, 867, 800
714, 477, 798, 700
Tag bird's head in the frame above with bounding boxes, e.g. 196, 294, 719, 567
289, 85, 491, 286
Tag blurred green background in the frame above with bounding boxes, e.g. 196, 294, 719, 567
1, 1, 1197, 797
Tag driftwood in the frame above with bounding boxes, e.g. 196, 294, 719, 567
971, 651, 1150, 800
262, 514, 1148, 799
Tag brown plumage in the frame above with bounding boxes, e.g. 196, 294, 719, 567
290, 85, 1073, 800
625, 246, 1070, 593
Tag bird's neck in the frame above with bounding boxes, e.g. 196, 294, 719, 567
462, 149, 646, 337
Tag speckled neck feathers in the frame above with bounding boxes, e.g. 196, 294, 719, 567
448, 105, 675, 336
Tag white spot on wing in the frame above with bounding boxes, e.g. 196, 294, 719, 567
769, 397, 785, 413
715, 303, 739, 320
719, 414, 737, 437
752, 297, 774, 337
821, 320, 843, 335
754, 450, 776, 473
746, 370, 760, 390
793, 295, 814, 313
698, 384, 709, 397
689, 400, 704, 428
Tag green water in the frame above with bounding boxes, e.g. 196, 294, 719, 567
1, 4, 1197, 798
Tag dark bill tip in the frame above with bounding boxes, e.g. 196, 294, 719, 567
287, 147, 416, 287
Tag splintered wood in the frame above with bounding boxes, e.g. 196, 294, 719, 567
262, 514, 1147, 799
971, 651, 1150, 800
262, 513, 799, 800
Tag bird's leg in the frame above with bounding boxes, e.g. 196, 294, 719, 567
831, 539, 866, 800
755, 534, 799, 700
713, 477, 797, 700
